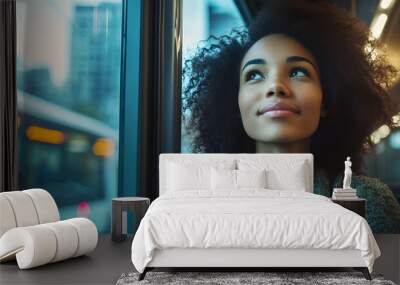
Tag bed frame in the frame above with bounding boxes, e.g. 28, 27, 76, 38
139, 248, 371, 280
138, 154, 372, 281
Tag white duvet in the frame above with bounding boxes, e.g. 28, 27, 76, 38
131, 190, 380, 273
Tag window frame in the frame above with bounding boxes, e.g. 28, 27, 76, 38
120, 0, 252, 200
136, 0, 182, 201
118, 0, 141, 197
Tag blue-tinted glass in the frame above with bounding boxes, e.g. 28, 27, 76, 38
181, 0, 244, 152
16, 0, 123, 233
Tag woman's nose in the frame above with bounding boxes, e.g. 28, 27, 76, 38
266, 82, 290, 97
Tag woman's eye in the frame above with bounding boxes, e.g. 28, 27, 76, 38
290, 67, 310, 78
245, 70, 264, 82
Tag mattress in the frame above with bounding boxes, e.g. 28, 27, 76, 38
131, 190, 380, 273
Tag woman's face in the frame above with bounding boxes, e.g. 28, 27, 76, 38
238, 34, 324, 144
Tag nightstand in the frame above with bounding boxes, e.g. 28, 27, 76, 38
111, 197, 150, 242
331, 198, 366, 218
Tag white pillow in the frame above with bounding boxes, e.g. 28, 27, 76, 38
211, 169, 268, 190
167, 163, 211, 191
211, 168, 236, 190
236, 169, 267, 188
165, 159, 235, 193
237, 159, 309, 192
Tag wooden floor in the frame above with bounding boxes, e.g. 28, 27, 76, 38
0, 235, 134, 285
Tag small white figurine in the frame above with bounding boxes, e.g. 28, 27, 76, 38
343, 157, 353, 189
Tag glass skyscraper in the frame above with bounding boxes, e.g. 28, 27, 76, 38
69, 2, 122, 129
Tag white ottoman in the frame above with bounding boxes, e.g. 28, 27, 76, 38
0, 189, 98, 269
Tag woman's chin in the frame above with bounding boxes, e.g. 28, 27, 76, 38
252, 132, 310, 144
253, 135, 312, 153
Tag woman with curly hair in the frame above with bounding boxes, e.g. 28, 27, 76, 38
183, 0, 400, 232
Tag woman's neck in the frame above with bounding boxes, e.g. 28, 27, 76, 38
256, 138, 311, 153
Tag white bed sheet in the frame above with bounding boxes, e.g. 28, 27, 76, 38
131, 190, 380, 273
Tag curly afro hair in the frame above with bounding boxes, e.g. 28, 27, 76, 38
182, 0, 397, 177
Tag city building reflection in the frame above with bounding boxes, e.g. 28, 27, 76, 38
16, 0, 122, 233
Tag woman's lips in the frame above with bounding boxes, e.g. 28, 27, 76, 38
261, 110, 297, 118
257, 102, 300, 118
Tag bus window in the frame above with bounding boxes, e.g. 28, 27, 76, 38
16, 0, 123, 233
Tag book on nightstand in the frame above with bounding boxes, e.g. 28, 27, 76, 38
332, 188, 358, 200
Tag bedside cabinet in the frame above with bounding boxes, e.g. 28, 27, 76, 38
331, 198, 366, 218
111, 197, 150, 242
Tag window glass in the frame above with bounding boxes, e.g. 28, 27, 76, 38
181, 0, 244, 152
361, 6, 400, 204
180, 0, 400, 207
363, 118, 400, 203
16, 0, 123, 233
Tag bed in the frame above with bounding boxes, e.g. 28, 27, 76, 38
131, 154, 380, 280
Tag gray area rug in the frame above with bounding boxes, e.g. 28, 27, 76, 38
116, 271, 396, 285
